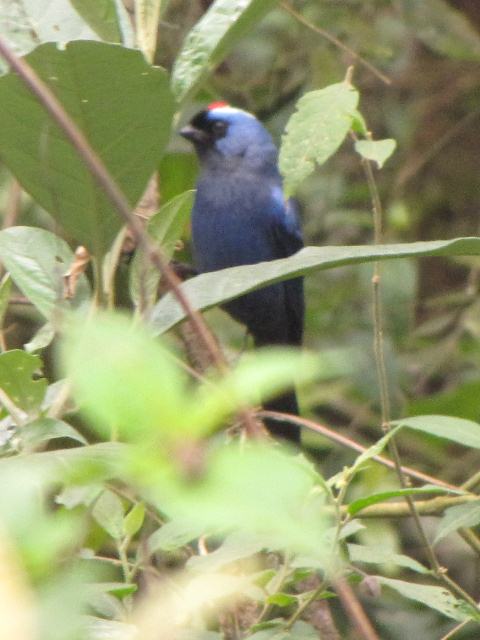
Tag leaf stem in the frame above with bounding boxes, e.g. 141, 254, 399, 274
357, 135, 480, 614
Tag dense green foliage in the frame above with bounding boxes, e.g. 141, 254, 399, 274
1, 1, 480, 639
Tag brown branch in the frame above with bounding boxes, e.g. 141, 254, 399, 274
258, 411, 458, 491
333, 578, 380, 640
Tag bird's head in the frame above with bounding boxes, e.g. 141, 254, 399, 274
180, 102, 278, 175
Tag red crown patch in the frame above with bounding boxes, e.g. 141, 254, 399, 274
207, 101, 230, 110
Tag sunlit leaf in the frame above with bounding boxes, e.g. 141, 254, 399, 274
123, 502, 145, 539
354, 138, 397, 168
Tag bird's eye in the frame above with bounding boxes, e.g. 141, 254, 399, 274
212, 120, 228, 138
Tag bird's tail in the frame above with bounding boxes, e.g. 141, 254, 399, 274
262, 389, 300, 443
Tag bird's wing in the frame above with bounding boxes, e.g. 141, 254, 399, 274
269, 186, 304, 346
269, 186, 304, 257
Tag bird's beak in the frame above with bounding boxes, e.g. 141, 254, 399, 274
179, 124, 208, 145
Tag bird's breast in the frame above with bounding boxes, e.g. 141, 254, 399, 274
191, 175, 278, 272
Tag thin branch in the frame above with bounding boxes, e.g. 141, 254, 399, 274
258, 411, 458, 491
357, 136, 480, 614
333, 577, 380, 640
281, 2, 391, 86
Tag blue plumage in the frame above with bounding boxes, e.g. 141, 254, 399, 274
180, 105, 304, 441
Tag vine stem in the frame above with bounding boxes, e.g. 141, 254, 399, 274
0, 35, 263, 439
281, 2, 391, 86
357, 134, 480, 613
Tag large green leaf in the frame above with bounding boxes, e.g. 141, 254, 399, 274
0, 226, 90, 319
171, 0, 278, 101
0, 41, 174, 257
149, 237, 480, 335
279, 81, 359, 197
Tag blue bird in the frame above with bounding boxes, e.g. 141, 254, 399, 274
180, 103, 304, 442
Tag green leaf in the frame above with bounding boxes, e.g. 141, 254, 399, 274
20, 417, 88, 448
70, 0, 122, 42
171, 0, 278, 101
266, 593, 298, 608
354, 138, 397, 169
0, 274, 11, 326
149, 237, 480, 335
248, 621, 318, 640
92, 490, 125, 540
393, 415, 480, 449
24, 323, 56, 353
434, 500, 480, 544
187, 531, 270, 572
377, 576, 475, 622
130, 190, 195, 307
0, 227, 90, 319
12, 0, 98, 48
123, 502, 145, 539
0, 350, 46, 414
84, 617, 137, 640
147, 519, 205, 554
62, 312, 187, 442
279, 81, 359, 197
134, 0, 165, 62
92, 582, 138, 598
153, 444, 330, 559
0, 41, 174, 258
347, 543, 429, 574
348, 485, 456, 516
